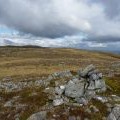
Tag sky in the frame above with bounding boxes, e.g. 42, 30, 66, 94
0, 0, 120, 52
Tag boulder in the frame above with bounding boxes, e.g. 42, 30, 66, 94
90, 105, 99, 113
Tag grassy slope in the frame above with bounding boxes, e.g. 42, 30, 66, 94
0, 47, 120, 120
0, 47, 119, 80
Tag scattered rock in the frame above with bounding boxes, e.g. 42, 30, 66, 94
53, 98, 64, 106
0, 65, 110, 119
51, 70, 73, 79
65, 80, 85, 98
85, 108, 91, 114
55, 85, 65, 95
27, 111, 47, 120
93, 96, 108, 103
107, 105, 120, 120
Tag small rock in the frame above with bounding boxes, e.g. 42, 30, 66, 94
55, 86, 65, 95
85, 108, 91, 114
75, 97, 88, 105
4, 100, 13, 107
27, 111, 47, 120
90, 105, 99, 113
93, 96, 108, 103
53, 98, 64, 106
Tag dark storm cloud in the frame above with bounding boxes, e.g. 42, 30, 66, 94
85, 36, 120, 43
0, 0, 120, 43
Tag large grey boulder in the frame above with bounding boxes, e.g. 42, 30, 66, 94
27, 111, 47, 120
107, 105, 120, 120
65, 80, 85, 98
65, 64, 106, 99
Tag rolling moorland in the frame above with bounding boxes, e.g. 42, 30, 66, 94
0, 46, 119, 120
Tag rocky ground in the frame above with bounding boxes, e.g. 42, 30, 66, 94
0, 47, 120, 120
0, 65, 120, 120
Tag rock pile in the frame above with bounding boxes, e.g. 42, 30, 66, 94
51, 64, 106, 106
0, 70, 73, 92
26, 64, 120, 120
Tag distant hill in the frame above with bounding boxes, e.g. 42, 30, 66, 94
0, 45, 44, 48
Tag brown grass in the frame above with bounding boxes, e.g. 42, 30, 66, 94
0, 47, 119, 120
0, 47, 119, 80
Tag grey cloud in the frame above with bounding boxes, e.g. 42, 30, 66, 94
0, 0, 85, 38
85, 36, 120, 43
86, 0, 120, 18
0, 0, 120, 43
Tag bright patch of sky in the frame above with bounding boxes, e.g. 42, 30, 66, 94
0, 26, 18, 36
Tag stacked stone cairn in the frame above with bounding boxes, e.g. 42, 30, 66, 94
53, 64, 106, 106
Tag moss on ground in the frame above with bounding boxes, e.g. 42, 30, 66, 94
105, 75, 120, 96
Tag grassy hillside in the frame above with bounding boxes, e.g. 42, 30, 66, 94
0, 47, 120, 120
0, 47, 119, 80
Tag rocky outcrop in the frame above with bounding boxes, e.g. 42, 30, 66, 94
50, 64, 107, 106
66, 64, 106, 99
26, 64, 120, 120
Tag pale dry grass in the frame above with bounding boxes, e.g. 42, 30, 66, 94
0, 47, 119, 80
